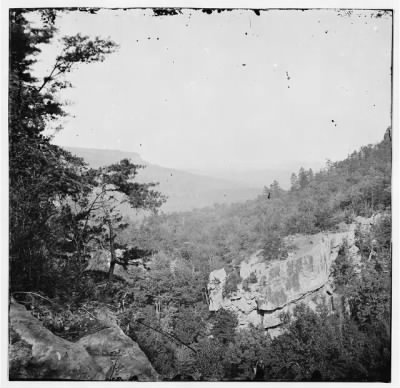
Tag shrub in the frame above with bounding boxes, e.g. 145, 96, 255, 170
248, 272, 257, 283
242, 278, 250, 291
223, 271, 242, 298
242, 272, 257, 292
260, 232, 288, 262
210, 309, 238, 344
194, 338, 225, 380
331, 240, 356, 293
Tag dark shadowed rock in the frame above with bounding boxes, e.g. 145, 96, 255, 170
9, 301, 104, 380
9, 301, 159, 381
77, 327, 159, 381
84, 249, 147, 285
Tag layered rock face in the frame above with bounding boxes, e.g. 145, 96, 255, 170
208, 223, 361, 336
9, 301, 159, 381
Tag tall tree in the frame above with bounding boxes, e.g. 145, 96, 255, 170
9, 9, 118, 292
78, 159, 166, 281
269, 180, 283, 198
297, 167, 309, 189
290, 173, 298, 191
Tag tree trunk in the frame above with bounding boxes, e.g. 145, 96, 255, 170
108, 261, 116, 282
108, 220, 116, 282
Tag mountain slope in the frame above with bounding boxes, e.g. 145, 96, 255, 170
189, 161, 324, 190
65, 147, 261, 213
191, 169, 293, 190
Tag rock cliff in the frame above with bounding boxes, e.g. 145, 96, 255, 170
208, 222, 362, 336
9, 300, 159, 381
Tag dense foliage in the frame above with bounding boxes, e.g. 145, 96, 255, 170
124, 128, 391, 275
9, 9, 164, 295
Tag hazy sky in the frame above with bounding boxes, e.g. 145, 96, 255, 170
32, 8, 392, 171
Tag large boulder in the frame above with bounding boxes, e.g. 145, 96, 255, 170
9, 301, 159, 381
9, 301, 104, 380
77, 328, 158, 381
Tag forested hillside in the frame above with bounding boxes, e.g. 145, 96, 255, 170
126, 130, 391, 271
115, 131, 392, 381
8, 8, 392, 382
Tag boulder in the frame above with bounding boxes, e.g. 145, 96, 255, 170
77, 327, 159, 381
84, 250, 136, 284
9, 301, 159, 381
9, 301, 104, 380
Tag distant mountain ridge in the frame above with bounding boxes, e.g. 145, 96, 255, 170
190, 168, 294, 190
65, 147, 144, 168
65, 146, 261, 213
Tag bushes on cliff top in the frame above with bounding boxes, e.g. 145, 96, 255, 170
260, 232, 288, 263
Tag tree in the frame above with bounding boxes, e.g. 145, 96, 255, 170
307, 168, 314, 182
222, 270, 242, 297
298, 167, 309, 189
173, 306, 207, 345
77, 159, 166, 281
269, 180, 283, 198
264, 304, 369, 381
290, 173, 298, 191
9, 9, 118, 292
260, 230, 288, 262
210, 308, 238, 345
331, 240, 357, 294
348, 215, 391, 336
9, 9, 165, 289
223, 325, 270, 380
194, 338, 225, 380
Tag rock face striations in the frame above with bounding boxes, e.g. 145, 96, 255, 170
9, 300, 159, 381
208, 223, 362, 336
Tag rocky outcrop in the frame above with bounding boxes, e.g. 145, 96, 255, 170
9, 301, 159, 381
84, 249, 147, 284
208, 223, 362, 336
9, 301, 104, 380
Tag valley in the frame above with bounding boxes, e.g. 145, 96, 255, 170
66, 146, 262, 213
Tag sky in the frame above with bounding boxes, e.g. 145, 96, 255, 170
31, 8, 392, 172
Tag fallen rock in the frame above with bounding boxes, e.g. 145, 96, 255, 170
9, 301, 159, 381
9, 301, 104, 380
77, 327, 159, 381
